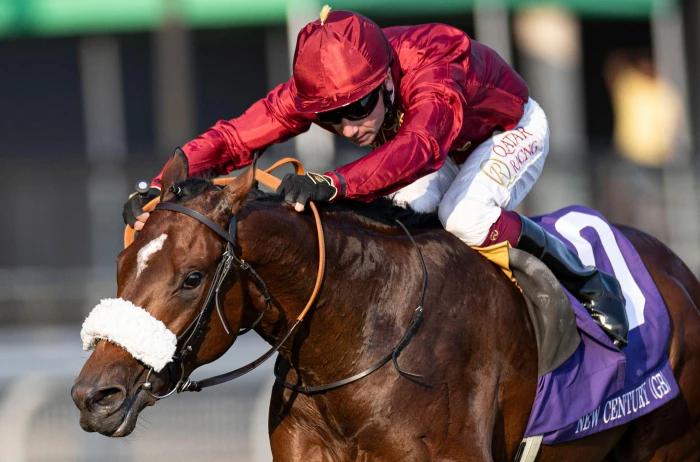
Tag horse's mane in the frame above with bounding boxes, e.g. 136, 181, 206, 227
170, 177, 443, 232
166, 177, 222, 202
248, 189, 442, 231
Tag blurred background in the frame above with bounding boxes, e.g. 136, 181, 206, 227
1, 0, 699, 460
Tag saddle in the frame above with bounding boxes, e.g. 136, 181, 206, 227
508, 248, 581, 376
475, 242, 580, 376
481, 206, 678, 450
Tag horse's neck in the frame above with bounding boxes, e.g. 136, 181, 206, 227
239, 205, 422, 381
238, 204, 322, 324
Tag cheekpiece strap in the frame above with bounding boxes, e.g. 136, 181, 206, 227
228, 215, 238, 248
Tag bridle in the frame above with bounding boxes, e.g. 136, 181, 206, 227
139, 199, 300, 398
130, 160, 429, 399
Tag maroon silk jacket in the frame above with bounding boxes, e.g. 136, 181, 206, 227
153, 23, 528, 202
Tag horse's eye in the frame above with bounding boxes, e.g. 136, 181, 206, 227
182, 271, 203, 290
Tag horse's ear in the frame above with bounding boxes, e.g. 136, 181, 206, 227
159, 149, 189, 200
223, 161, 257, 213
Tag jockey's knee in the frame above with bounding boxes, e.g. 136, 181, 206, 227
439, 199, 502, 247
390, 161, 457, 214
391, 184, 442, 214
400, 192, 442, 214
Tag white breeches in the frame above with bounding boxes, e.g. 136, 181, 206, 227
390, 98, 550, 246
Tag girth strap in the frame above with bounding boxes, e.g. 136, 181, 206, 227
514, 435, 543, 462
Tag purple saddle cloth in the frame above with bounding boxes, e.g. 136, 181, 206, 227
523, 206, 679, 444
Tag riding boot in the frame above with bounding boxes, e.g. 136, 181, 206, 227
516, 215, 629, 347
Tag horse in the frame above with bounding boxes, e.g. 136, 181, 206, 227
72, 152, 700, 461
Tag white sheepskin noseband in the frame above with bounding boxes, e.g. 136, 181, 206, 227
81, 298, 177, 372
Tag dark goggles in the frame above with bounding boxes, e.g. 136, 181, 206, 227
316, 85, 382, 125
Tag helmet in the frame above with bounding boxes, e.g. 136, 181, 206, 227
292, 8, 392, 113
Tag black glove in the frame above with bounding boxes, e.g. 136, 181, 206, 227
277, 172, 338, 210
122, 184, 161, 226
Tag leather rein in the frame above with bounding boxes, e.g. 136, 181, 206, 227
125, 158, 428, 398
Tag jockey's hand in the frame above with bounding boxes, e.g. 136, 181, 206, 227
122, 185, 161, 228
277, 172, 338, 212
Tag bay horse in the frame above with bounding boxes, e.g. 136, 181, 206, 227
72, 153, 700, 461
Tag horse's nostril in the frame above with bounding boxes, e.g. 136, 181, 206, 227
86, 386, 126, 413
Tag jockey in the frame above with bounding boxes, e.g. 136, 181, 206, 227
123, 7, 628, 346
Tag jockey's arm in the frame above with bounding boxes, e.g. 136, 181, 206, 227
151, 79, 314, 187
327, 79, 465, 202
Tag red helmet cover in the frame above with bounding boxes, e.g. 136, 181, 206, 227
292, 10, 392, 113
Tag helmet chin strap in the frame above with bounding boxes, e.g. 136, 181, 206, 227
370, 80, 401, 149
383, 86, 394, 109
381, 84, 397, 128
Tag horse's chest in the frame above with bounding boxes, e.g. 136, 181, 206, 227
278, 385, 443, 456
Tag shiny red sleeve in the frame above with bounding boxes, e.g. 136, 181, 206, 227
328, 71, 464, 202
153, 79, 313, 186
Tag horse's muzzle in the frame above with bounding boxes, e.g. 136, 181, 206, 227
72, 382, 125, 413
71, 379, 151, 437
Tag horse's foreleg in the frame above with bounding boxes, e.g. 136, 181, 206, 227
269, 428, 336, 462
269, 407, 342, 461
268, 383, 342, 462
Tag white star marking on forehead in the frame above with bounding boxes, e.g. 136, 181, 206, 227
136, 233, 168, 278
